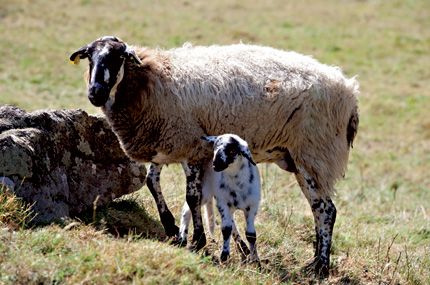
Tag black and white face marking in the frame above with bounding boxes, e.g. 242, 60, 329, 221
88, 42, 126, 106
202, 134, 256, 172
70, 36, 142, 107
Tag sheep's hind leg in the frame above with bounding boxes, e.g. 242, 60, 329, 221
146, 163, 179, 238
294, 167, 336, 277
182, 162, 207, 252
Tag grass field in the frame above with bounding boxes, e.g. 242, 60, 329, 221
1, 0, 429, 283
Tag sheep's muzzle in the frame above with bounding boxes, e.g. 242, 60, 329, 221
88, 82, 109, 107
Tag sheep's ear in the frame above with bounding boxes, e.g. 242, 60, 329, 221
125, 47, 142, 66
69, 46, 88, 65
201, 136, 217, 143
241, 147, 256, 166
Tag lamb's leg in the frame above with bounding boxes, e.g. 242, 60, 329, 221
204, 198, 215, 239
181, 162, 206, 252
295, 167, 336, 277
244, 207, 259, 263
231, 214, 250, 260
217, 203, 233, 262
146, 163, 179, 238
178, 201, 191, 247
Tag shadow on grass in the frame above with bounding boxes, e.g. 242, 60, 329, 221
25, 196, 361, 283
76, 197, 167, 241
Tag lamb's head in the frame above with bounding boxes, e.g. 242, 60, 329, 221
202, 134, 256, 172
70, 36, 142, 107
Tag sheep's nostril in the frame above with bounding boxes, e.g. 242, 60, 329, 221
87, 82, 109, 107
89, 82, 104, 96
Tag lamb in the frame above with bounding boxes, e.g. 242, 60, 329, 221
69, 36, 359, 276
179, 134, 261, 263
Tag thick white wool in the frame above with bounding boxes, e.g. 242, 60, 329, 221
154, 43, 348, 111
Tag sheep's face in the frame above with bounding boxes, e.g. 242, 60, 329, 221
70, 36, 142, 107
202, 134, 256, 172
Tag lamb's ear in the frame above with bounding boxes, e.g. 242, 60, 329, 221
201, 136, 217, 143
125, 46, 142, 66
240, 147, 256, 166
69, 46, 88, 65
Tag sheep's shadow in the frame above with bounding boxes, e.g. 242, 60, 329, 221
71, 198, 351, 283
76, 196, 167, 241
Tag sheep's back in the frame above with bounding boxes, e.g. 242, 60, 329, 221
132, 43, 359, 195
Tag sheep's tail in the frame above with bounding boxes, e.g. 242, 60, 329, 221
347, 106, 359, 148
204, 198, 215, 239
346, 76, 360, 148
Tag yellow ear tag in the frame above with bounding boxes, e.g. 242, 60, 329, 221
70, 54, 81, 65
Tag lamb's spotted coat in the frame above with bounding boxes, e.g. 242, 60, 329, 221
179, 134, 261, 262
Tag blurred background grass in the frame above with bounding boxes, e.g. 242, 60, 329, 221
1, 0, 429, 283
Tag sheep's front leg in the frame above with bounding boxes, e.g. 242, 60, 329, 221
147, 163, 179, 238
244, 207, 259, 263
181, 162, 206, 252
295, 168, 336, 277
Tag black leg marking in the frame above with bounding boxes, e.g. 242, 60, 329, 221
182, 162, 207, 252
146, 163, 179, 238
245, 231, 256, 245
222, 225, 232, 241
295, 169, 336, 277
221, 225, 233, 262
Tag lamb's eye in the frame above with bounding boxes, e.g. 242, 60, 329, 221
227, 149, 237, 155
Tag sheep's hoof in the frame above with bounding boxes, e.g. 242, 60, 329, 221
188, 232, 207, 252
165, 224, 180, 238
304, 257, 330, 277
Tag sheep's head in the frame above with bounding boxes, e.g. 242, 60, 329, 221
202, 134, 256, 172
70, 36, 142, 107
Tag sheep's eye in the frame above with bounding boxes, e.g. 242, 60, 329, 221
226, 149, 237, 155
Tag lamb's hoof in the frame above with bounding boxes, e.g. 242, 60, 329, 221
188, 232, 207, 252
249, 259, 262, 270
173, 237, 187, 248
236, 239, 250, 261
304, 257, 330, 277
220, 251, 230, 263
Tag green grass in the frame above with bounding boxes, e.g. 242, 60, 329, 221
1, 0, 430, 283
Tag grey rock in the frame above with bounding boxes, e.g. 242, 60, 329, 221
0, 105, 146, 223
0, 176, 15, 192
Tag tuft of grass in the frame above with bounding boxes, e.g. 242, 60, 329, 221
0, 182, 35, 230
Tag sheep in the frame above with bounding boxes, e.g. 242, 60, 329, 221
69, 36, 359, 276
179, 134, 261, 263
